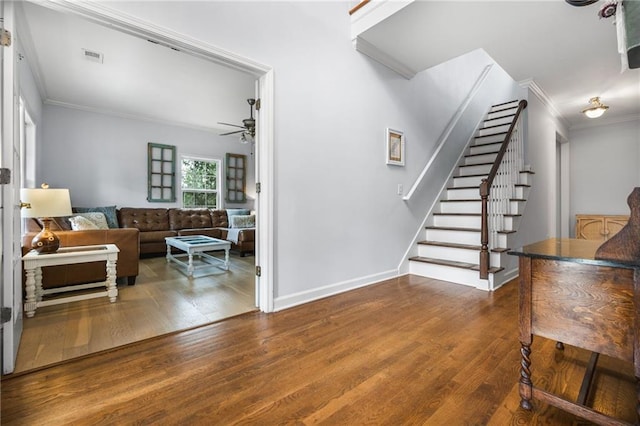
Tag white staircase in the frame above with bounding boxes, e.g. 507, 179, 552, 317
409, 100, 532, 291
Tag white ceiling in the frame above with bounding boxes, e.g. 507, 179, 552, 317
19, 1, 640, 132
360, 1, 640, 128
18, 1, 257, 134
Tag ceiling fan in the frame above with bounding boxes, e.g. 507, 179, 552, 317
218, 98, 256, 140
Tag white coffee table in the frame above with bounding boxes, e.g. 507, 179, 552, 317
22, 244, 119, 317
165, 235, 231, 277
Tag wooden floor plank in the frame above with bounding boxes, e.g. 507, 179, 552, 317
2, 275, 635, 425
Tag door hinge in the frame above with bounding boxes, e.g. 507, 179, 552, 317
1, 307, 12, 324
0, 168, 10, 185
256, 266, 262, 277
256, 182, 261, 194
0, 29, 12, 47
255, 98, 261, 111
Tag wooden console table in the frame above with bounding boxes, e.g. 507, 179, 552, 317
23, 244, 119, 317
509, 238, 639, 425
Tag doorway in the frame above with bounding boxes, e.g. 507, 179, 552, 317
5, 0, 275, 374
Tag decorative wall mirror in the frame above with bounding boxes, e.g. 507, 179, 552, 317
147, 142, 176, 202
226, 153, 246, 203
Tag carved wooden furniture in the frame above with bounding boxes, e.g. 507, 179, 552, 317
22, 244, 119, 317
509, 238, 639, 425
575, 214, 629, 241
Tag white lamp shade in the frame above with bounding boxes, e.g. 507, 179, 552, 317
20, 188, 72, 218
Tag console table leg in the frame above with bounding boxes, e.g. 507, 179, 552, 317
24, 268, 37, 318
519, 342, 533, 410
106, 259, 118, 303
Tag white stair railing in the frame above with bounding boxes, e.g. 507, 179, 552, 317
479, 100, 527, 279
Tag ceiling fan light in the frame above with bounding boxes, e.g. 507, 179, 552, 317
582, 97, 609, 118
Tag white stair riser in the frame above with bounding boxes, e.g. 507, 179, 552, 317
417, 245, 501, 265
486, 215, 520, 231
464, 153, 498, 165
440, 201, 481, 214
409, 261, 491, 291
481, 116, 514, 127
426, 228, 480, 245
459, 164, 492, 176
474, 133, 505, 145
487, 233, 509, 248
470, 143, 501, 155
434, 215, 480, 228
489, 200, 524, 215
452, 175, 486, 187
520, 172, 533, 185
477, 124, 510, 136
447, 187, 479, 200
490, 102, 519, 112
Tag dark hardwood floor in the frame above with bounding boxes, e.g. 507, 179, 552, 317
1, 275, 636, 425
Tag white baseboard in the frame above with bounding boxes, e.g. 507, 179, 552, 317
273, 269, 400, 312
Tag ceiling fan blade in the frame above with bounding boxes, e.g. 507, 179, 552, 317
217, 122, 246, 129
220, 130, 244, 136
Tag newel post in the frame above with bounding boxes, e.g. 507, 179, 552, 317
480, 178, 489, 279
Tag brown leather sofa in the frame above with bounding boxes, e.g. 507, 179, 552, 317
117, 208, 255, 257
22, 223, 140, 288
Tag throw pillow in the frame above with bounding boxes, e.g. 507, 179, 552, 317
73, 205, 119, 228
69, 215, 99, 231
77, 212, 109, 230
227, 209, 250, 218
229, 214, 255, 229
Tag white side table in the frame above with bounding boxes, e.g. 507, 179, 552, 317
22, 244, 119, 317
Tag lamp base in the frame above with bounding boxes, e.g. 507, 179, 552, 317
32, 218, 60, 254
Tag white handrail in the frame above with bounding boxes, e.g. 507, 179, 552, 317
403, 64, 494, 201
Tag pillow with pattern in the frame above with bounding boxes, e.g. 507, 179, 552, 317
77, 212, 109, 230
229, 214, 255, 228
69, 215, 99, 231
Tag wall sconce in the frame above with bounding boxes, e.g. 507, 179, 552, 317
582, 97, 609, 119
20, 184, 72, 253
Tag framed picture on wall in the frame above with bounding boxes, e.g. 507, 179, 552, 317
386, 128, 405, 166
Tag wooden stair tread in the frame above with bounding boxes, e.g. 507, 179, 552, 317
433, 212, 481, 216
453, 173, 488, 178
465, 151, 500, 158
492, 100, 519, 108
408, 256, 503, 274
440, 199, 481, 202
484, 113, 515, 123
425, 226, 480, 232
447, 186, 479, 190
418, 241, 510, 253
460, 162, 493, 168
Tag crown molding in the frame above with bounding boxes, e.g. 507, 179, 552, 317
15, 3, 48, 102
354, 36, 416, 79
519, 78, 571, 130
44, 99, 229, 135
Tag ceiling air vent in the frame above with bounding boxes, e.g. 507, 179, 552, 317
81, 48, 104, 64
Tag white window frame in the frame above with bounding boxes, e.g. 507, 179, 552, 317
180, 155, 222, 209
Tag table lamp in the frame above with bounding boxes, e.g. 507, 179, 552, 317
20, 184, 72, 254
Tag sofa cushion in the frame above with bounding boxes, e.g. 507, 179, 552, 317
227, 208, 250, 218
73, 205, 119, 228
178, 228, 223, 239
139, 230, 177, 244
118, 208, 170, 232
211, 210, 229, 228
169, 208, 213, 230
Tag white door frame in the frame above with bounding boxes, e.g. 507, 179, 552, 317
37, 0, 276, 312
2, 0, 24, 374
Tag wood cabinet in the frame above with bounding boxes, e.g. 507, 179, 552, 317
575, 214, 629, 241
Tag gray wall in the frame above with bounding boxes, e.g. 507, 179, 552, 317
569, 119, 640, 234
40, 104, 255, 210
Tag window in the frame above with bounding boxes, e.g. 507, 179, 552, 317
181, 156, 221, 209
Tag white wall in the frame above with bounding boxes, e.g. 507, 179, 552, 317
569, 119, 640, 233
40, 2, 518, 307
40, 104, 255, 209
